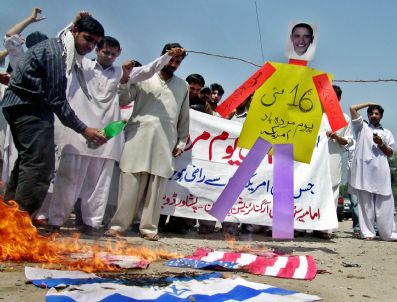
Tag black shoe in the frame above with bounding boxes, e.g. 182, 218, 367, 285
82, 225, 102, 236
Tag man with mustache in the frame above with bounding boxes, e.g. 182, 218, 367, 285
348, 103, 397, 241
105, 43, 189, 240
0, 14, 107, 216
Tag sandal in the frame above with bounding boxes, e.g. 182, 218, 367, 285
352, 231, 361, 238
364, 237, 374, 241
142, 233, 159, 241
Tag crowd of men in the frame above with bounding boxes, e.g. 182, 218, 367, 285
0, 8, 396, 241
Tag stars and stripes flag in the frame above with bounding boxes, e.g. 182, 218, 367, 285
165, 248, 317, 280
25, 267, 321, 301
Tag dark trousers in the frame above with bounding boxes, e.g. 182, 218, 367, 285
2, 104, 54, 214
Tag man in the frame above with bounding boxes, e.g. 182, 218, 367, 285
231, 94, 252, 122
105, 43, 189, 240
186, 73, 205, 108
209, 83, 224, 112
161, 73, 205, 234
348, 103, 397, 241
313, 85, 353, 240
290, 23, 314, 56
0, 15, 107, 215
347, 142, 360, 236
1, 8, 48, 187
46, 34, 184, 235
197, 86, 214, 115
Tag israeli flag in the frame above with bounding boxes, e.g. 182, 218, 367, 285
26, 267, 321, 301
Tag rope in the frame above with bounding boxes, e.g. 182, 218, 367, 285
186, 50, 397, 84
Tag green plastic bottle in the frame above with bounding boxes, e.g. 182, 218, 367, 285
103, 120, 127, 139
87, 120, 127, 149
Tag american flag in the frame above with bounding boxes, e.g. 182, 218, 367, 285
166, 248, 317, 280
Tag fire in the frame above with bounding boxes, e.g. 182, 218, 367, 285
0, 199, 178, 272
224, 233, 285, 257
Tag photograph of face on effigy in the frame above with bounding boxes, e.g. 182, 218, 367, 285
286, 22, 319, 61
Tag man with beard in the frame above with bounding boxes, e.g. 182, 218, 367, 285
160, 73, 204, 234
348, 103, 397, 241
1, 15, 107, 215
105, 43, 189, 240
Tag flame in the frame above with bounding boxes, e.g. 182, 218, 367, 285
0, 199, 178, 272
224, 232, 284, 257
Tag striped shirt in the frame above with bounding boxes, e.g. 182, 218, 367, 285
0, 38, 86, 133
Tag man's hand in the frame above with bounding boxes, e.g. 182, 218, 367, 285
0, 73, 10, 86
350, 102, 378, 120
82, 127, 107, 146
172, 147, 184, 157
373, 133, 383, 146
167, 47, 186, 57
326, 130, 335, 138
5, 8, 46, 37
73, 11, 91, 24
30, 8, 46, 23
120, 60, 135, 84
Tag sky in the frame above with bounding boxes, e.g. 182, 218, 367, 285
1, 0, 397, 139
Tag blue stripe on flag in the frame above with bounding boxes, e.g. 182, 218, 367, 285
46, 296, 76, 302
47, 283, 299, 302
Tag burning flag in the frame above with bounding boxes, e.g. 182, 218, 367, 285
26, 267, 322, 301
0, 200, 177, 271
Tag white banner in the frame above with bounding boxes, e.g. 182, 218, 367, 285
161, 110, 337, 230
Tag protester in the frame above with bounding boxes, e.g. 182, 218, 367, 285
0, 8, 48, 179
230, 94, 252, 122
346, 142, 360, 236
198, 86, 214, 115
208, 83, 224, 112
186, 73, 205, 106
44, 17, 185, 235
313, 85, 353, 240
104, 43, 189, 240
161, 73, 206, 234
0, 14, 107, 216
348, 102, 397, 241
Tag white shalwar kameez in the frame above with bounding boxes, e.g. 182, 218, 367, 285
108, 72, 190, 235
48, 54, 173, 228
323, 113, 353, 208
348, 116, 397, 240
